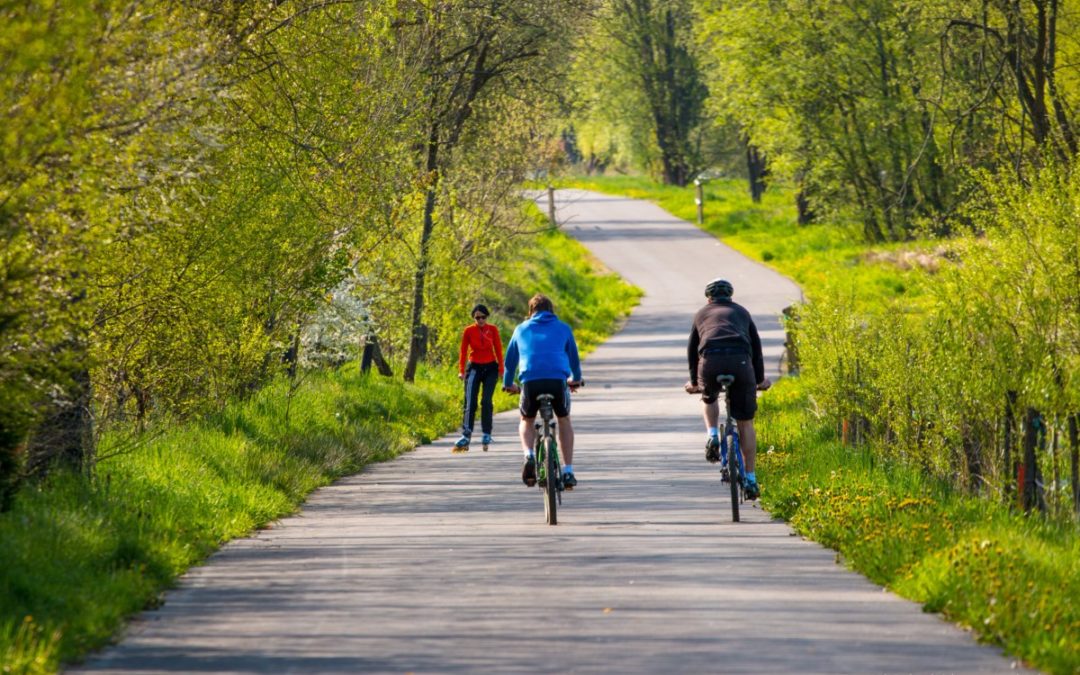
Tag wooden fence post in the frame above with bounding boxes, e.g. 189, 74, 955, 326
547, 185, 556, 226
360, 338, 375, 374
360, 334, 393, 377
781, 305, 799, 375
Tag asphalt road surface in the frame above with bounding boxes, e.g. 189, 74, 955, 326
75, 190, 1024, 674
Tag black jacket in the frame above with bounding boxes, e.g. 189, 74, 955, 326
687, 299, 765, 384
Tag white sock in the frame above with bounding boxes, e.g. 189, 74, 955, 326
523, 448, 533, 458
708, 427, 718, 437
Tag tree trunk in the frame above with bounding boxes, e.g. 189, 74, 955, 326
403, 113, 441, 383
0, 442, 20, 512
796, 189, 814, 225
794, 166, 815, 224
1070, 413, 1078, 515
403, 185, 436, 383
1022, 408, 1046, 513
1004, 390, 1017, 504
1003, 7, 1052, 152
283, 329, 300, 380
746, 144, 768, 202
962, 421, 984, 493
1044, 0, 1077, 157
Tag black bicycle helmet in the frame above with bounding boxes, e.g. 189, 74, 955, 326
705, 278, 733, 299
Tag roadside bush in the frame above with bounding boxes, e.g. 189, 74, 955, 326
794, 164, 1080, 512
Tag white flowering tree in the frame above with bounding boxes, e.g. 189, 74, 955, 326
299, 275, 373, 370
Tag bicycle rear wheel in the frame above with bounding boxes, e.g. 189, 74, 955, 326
544, 437, 558, 525
727, 433, 740, 522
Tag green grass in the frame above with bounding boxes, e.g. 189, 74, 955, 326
757, 377, 1080, 674
0, 212, 641, 674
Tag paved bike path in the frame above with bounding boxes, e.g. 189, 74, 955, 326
77, 190, 1023, 673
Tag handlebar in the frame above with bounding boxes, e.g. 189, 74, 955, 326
684, 377, 771, 394
503, 380, 585, 394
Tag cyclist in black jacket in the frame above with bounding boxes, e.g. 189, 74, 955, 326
685, 278, 771, 499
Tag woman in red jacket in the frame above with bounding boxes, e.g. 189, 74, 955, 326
454, 304, 504, 451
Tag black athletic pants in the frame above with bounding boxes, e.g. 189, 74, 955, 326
461, 361, 498, 437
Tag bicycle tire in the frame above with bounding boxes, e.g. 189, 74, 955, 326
727, 432, 740, 522
544, 436, 558, 525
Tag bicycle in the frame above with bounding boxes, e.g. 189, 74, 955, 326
534, 393, 562, 525
686, 375, 755, 522
715, 375, 747, 522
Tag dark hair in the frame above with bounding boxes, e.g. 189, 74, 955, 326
471, 303, 489, 318
528, 294, 553, 316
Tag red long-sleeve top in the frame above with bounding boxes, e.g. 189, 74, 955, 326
459, 323, 504, 376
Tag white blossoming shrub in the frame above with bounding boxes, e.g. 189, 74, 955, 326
299, 275, 372, 369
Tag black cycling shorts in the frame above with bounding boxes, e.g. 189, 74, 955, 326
519, 379, 571, 418
698, 352, 757, 420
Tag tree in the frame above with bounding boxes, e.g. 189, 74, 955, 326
1, 1, 428, 493
943, 0, 1079, 174
698, 0, 956, 241
576, 0, 708, 185
1, 1, 227, 484
397, 0, 592, 382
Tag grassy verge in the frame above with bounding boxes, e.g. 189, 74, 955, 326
0, 366, 460, 674
757, 377, 1079, 674
567, 174, 1079, 673
0, 213, 640, 674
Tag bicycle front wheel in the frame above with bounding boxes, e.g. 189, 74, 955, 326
727, 434, 740, 522
544, 437, 558, 525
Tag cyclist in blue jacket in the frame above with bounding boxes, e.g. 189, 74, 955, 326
502, 294, 584, 488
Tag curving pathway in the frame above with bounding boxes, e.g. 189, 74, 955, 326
74, 190, 1024, 674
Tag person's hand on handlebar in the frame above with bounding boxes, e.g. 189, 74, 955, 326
568, 379, 584, 392
503, 383, 521, 395
757, 377, 772, 391
684, 380, 703, 394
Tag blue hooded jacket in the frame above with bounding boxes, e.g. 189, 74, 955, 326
502, 311, 582, 385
